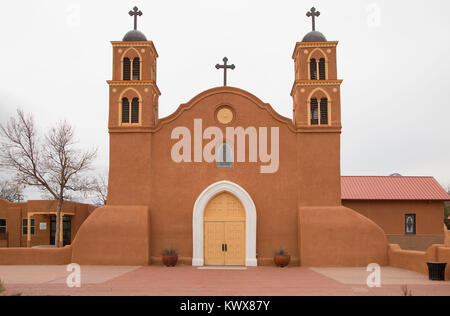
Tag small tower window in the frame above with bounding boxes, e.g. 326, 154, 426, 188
121, 98, 130, 123
132, 58, 140, 80
310, 58, 317, 80
310, 98, 319, 125
320, 98, 328, 125
131, 98, 139, 123
123, 58, 131, 80
319, 58, 326, 80
216, 142, 233, 168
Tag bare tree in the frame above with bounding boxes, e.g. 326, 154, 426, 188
91, 173, 108, 206
0, 110, 97, 247
0, 179, 25, 202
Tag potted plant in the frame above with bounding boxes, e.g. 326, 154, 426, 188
162, 248, 178, 267
274, 247, 290, 267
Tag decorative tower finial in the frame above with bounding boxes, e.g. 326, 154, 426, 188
306, 7, 320, 31
129, 6, 143, 31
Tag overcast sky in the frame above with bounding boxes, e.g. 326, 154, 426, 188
1, 0, 449, 200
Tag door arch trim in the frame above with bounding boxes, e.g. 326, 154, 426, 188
192, 180, 257, 266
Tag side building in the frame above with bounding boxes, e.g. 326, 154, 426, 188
0, 199, 96, 248
342, 176, 450, 251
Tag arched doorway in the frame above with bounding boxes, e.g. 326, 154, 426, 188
192, 180, 257, 266
204, 192, 245, 265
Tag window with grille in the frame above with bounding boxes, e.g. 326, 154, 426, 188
122, 98, 130, 123
0, 219, 6, 233
310, 98, 319, 125
319, 58, 326, 80
310, 58, 317, 80
132, 58, 140, 80
131, 98, 139, 123
320, 98, 328, 125
22, 218, 35, 235
216, 142, 233, 168
123, 58, 131, 80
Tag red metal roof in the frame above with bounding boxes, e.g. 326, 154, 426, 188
341, 176, 450, 201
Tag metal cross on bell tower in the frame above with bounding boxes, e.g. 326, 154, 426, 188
129, 6, 143, 30
215, 57, 235, 86
306, 7, 320, 31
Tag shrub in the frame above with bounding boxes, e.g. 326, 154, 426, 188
162, 248, 177, 256
401, 284, 412, 296
274, 247, 289, 256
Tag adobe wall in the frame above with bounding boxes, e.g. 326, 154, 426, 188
386, 235, 444, 251
0, 246, 71, 265
298, 206, 388, 266
297, 133, 341, 207
71, 206, 151, 265
388, 244, 450, 280
342, 200, 445, 235
445, 224, 450, 247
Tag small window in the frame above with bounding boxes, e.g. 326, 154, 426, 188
123, 58, 131, 80
22, 218, 35, 235
319, 58, 326, 80
310, 58, 317, 80
216, 142, 233, 168
132, 58, 140, 80
131, 98, 139, 123
405, 214, 416, 235
0, 219, 6, 233
121, 98, 130, 123
310, 98, 319, 125
320, 98, 328, 125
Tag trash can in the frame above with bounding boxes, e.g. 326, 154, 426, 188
426, 262, 447, 281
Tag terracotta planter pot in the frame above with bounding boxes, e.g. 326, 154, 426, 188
274, 255, 291, 267
162, 254, 178, 267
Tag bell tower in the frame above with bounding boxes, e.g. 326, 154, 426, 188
107, 6, 161, 129
292, 8, 343, 207
107, 7, 160, 205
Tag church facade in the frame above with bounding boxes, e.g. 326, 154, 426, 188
78, 7, 392, 267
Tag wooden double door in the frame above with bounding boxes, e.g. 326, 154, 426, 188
204, 192, 246, 266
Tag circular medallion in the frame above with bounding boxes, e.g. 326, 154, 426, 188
217, 107, 234, 124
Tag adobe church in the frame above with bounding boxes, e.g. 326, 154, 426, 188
67, 6, 449, 266
71, 7, 392, 266
2, 7, 448, 268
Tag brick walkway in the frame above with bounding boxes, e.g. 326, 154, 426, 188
1, 265, 449, 296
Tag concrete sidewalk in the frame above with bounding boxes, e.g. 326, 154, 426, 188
0, 265, 449, 296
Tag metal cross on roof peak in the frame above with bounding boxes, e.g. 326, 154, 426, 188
306, 7, 320, 31
129, 6, 143, 31
215, 57, 235, 87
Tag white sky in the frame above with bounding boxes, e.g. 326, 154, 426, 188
0, 0, 449, 200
